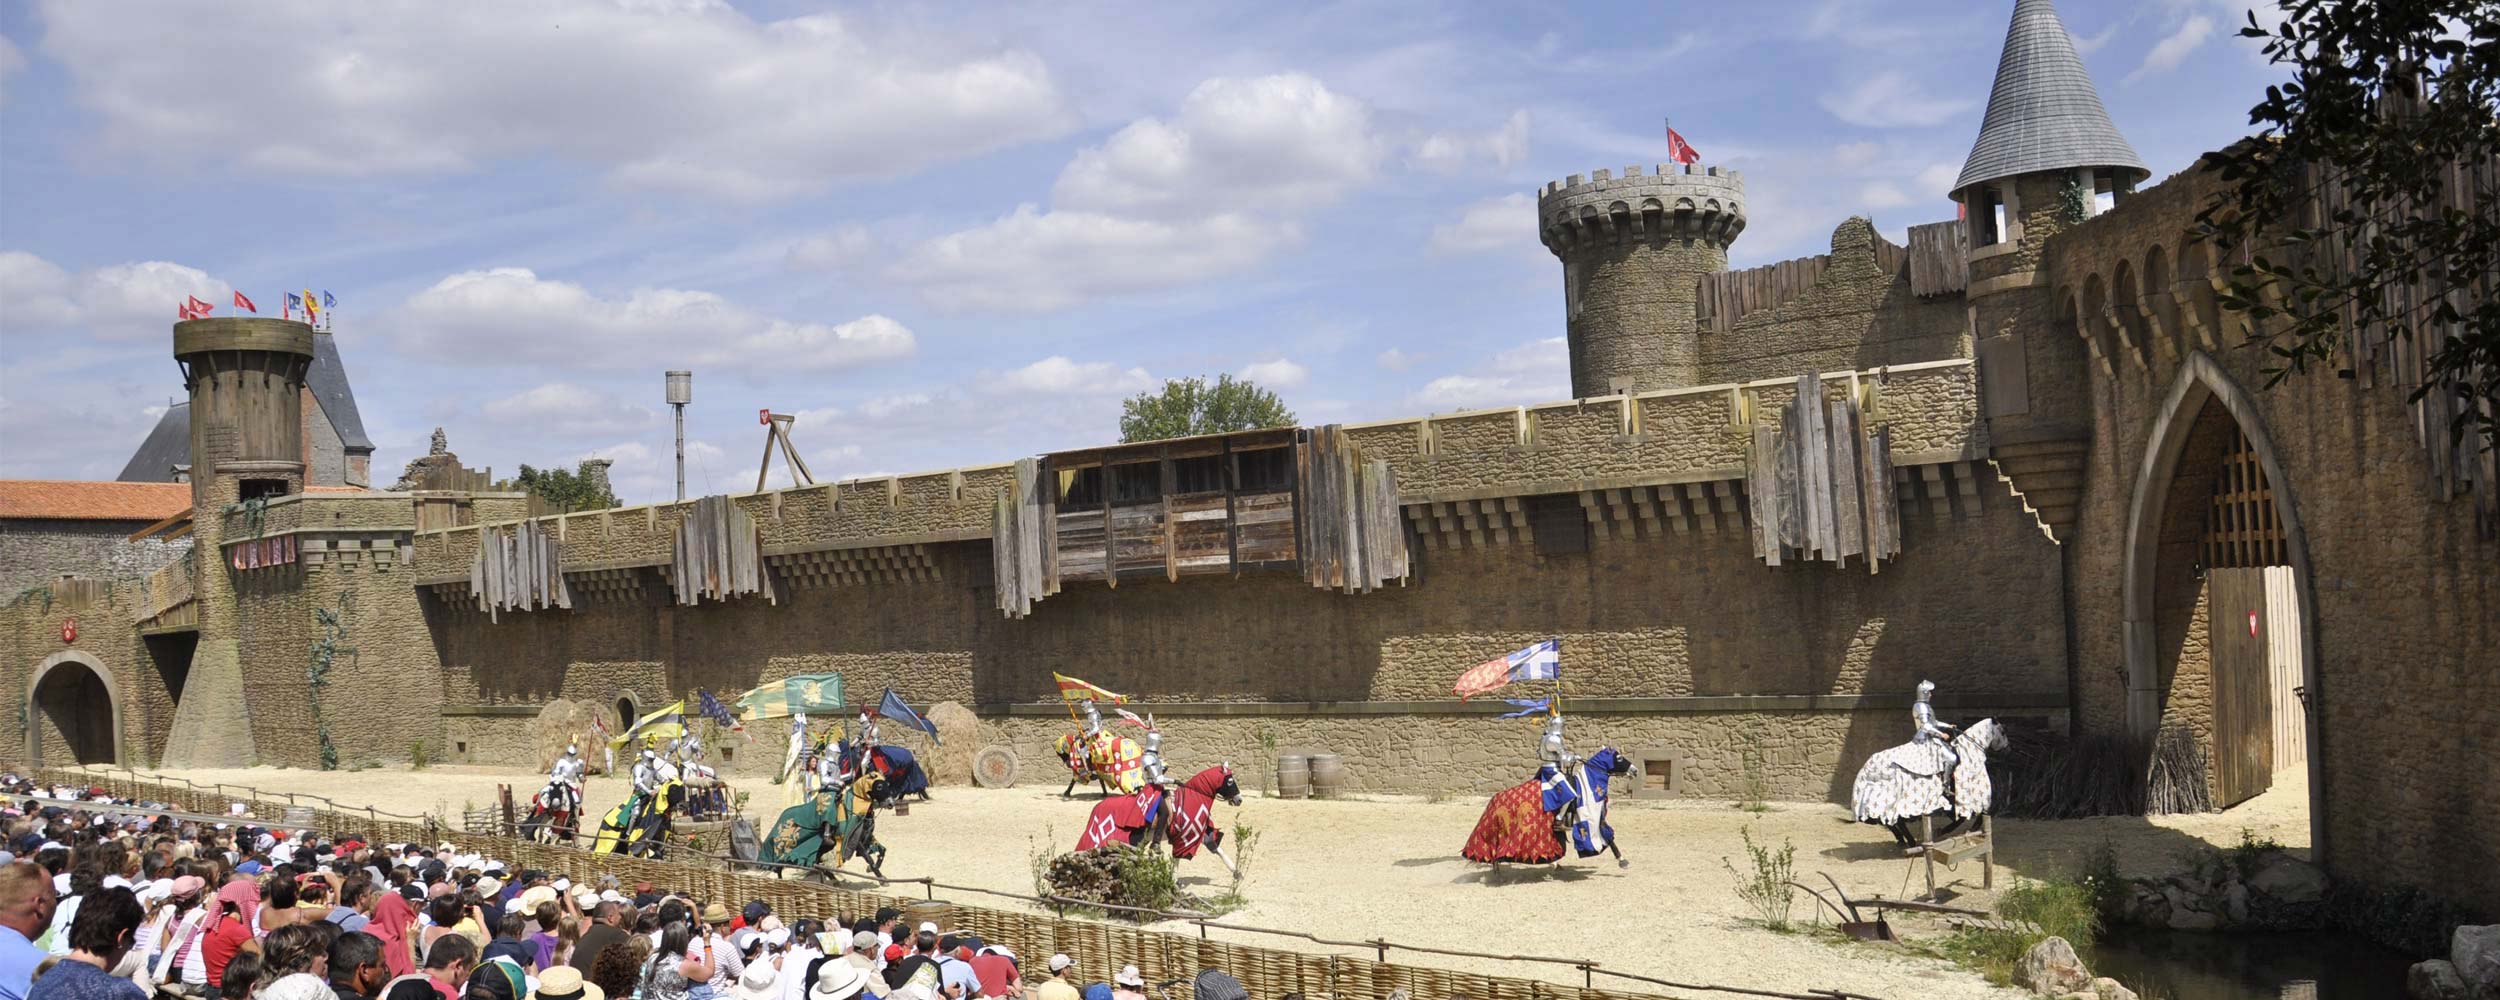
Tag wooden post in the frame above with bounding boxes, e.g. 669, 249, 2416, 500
1982, 814, 1996, 889
1921, 814, 1936, 899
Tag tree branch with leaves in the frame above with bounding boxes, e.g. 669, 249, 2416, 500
2195, 1, 2499, 453
1119, 375, 1296, 443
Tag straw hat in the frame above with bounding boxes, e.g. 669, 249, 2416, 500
731, 962, 780, 1000
529, 966, 605, 1000
810, 960, 870, 1000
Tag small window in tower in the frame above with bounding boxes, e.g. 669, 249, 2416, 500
239, 478, 289, 500
1971, 187, 2004, 247
1057, 466, 1104, 511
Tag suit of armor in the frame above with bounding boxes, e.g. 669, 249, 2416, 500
631, 749, 662, 797
1912, 679, 1959, 776
1538, 713, 1572, 769
543, 745, 584, 814
1139, 726, 1168, 786
1078, 699, 1102, 739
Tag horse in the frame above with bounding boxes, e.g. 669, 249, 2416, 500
1073, 764, 1245, 874
1850, 717, 2007, 845
589, 779, 681, 858
761, 770, 888, 879
517, 780, 579, 844
837, 740, 930, 804
1462, 748, 1631, 866
1054, 730, 1146, 798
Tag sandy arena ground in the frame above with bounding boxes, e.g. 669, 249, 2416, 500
78, 764, 2312, 1000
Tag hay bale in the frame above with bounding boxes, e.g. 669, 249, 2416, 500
925, 701, 979, 785
531, 700, 604, 773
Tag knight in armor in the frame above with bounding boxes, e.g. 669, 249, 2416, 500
1912, 679, 1959, 801
546, 743, 585, 809
631, 744, 663, 797
1138, 719, 1169, 787
1538, 711, 1574, 770
1078, 698, 1103, 738
783, 712, 815, 787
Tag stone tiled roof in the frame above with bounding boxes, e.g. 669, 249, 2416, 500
309, 331, 373, 452
1953, 0, 2147, 195
117, 403, 191, 483
0, 479, 190, 521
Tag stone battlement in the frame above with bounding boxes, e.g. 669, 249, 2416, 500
1537, 164, 1747, 251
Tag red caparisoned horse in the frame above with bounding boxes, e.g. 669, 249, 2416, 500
1072, 764, 1243, 874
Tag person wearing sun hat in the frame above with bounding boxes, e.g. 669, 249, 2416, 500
809, 959, 871, 1000
696, 903, 745, 991
527, 965, 603, 1000
730, 956, 780, 1000
1109, 966, 1145, 1000
1033, 955, 1079, 1000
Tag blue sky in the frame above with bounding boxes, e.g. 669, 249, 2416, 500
0, 0, 2287, 503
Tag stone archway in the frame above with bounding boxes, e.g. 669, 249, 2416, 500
2120, 352, 2322, 846
27, 651, 123, 766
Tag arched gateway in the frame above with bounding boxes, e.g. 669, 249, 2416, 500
27, 650, 123, 766
2120, 351, 2322, 850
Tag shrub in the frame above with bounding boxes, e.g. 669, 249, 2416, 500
1115, 846, 1178, 913
1938, 874, 2102, 986
1721, 825, 1796, 929
410, 741, 430, 770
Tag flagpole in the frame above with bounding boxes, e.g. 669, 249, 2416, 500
1551, 635, 1563, 718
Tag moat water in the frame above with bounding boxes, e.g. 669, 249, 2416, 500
2083, 926, 2414, 1000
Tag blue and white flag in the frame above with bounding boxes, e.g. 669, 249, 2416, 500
1495, 697, 1552, 719
695, 688, 739, 729
877, 688, 941, 744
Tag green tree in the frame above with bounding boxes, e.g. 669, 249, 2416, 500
2197, 1, 2498, 452
1118, 375, 1296, 442
506, 460, 620, 511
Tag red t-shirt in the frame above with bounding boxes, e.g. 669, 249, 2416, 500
202, 916, 254, 987
970, 954, 1019, 997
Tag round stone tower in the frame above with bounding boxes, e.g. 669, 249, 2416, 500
175, 317, 317, 508
1538, 163, 1746, 396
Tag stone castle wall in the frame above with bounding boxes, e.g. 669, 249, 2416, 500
1701, 219, 1971, 386
0, 519, 190, 596
2037, 165, 2500, 907
418, 468, 2068, 800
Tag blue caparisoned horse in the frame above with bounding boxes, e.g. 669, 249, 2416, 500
1462, 747, 1630, 865
838, 740, 930, 803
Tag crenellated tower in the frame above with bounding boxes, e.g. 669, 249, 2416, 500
159, 316, 317, 767
1538, 164, 1746, 397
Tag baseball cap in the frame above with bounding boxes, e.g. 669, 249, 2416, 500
1047, 954, 1073, 974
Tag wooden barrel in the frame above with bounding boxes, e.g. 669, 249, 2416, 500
1275, 755, 1309, 799
1308, 753, 1345, 799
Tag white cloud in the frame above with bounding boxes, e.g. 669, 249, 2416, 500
0, 34, 25, 106
786, 226, 876, 271
1238, 358, 1308, 389
986, 356, 1156, 395
890, 206, 1295, 312
2070, 25, 2119, 56
482, 382, 656, 438
2126, 16, 2215, 84
1819, 71, 1976, 128
1916, 161, 1963, 199
1859, 181, 1911, 210
1832, 141, 1884, 170
35, 0, 1073, 201
1409, 336, 1569, 410
0, 250, 230, 342
1410, 110, 1531, 175
580, 438, 730, 503
1054, 75, 1380, 217
395, 267, 916, 372
1376, 348, 1421, 372
1428, 192, 1534, 255
897, 74, 1380, 311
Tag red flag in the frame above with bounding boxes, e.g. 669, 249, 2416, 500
234, 290, 258, 313
177, 303, 198, 320
1666, 127, 1701, 165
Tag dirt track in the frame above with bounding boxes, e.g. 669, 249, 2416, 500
89, 764, 2312, 1000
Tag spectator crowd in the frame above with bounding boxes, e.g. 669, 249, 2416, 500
0, 780, 1249, 1000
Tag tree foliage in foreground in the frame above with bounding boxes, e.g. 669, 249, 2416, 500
1119, 375, 1296, 443
2196, 1, 2499, 452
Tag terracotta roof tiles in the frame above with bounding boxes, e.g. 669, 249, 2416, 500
0, 479, 192, 522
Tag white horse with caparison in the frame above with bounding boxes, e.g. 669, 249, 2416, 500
1850, 717, 2007, 845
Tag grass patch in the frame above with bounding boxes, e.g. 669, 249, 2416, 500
1934, 874, 2103, 986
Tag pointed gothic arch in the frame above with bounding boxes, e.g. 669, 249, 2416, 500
2121, 351, 2322, 846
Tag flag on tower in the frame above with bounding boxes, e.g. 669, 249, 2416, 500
1452, 638, 1561, 700
1666, 125, 1701, 165
234, 290, 257, 313
285, 292, 302, 319
302, 288, 320, 322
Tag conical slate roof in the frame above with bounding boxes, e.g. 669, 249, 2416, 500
1952, 0, 2146, 195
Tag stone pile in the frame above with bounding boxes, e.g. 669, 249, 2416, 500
2111, 847, 2328, 931
2409, 924, 2500, 1000
2012, 937, 2137, 1000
